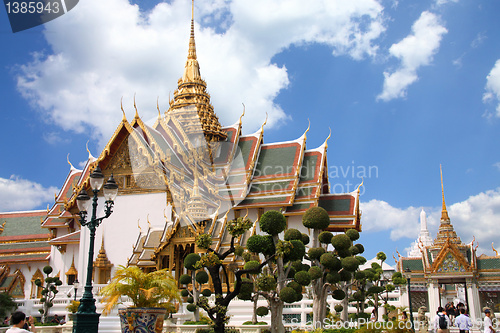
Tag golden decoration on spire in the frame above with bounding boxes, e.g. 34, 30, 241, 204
167, 0, 226, 144
133, 93, 139, 119
121, 97, 127, 122
440, 164, 449, 221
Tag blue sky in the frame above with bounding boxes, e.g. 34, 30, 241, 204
1, 0, 499, 262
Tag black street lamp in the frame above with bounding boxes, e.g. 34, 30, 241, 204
73, 166, 118, 333
73, 280, 79, 301
404, 267, 415, 332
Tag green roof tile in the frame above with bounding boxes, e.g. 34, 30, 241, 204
477, 258, 500, 270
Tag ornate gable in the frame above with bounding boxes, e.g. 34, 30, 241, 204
431, 239, 472, 274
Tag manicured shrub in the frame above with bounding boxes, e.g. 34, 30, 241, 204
349, 245, 360, 255
302, 207, 330, 229
346, 229, 359, 241
294, 271, 311, 286
286, 240, 305, 261
319, 253, 341, 271
342, 257, 360, 272
187, 296, 194, 304
308, 247, 326, 260
186, 303, 197, 312
308, 266, 322, 280
195, 271, 209, 284
259, 210, 286, 235
334, 304, 343, 313
356, 256, 367, 265
181, 289, 189, 297
180, 274, 192, 285
256, 275, 277, 292
326, 272, 341, 284
244, 260, 261, 274
201, 289, 211, 297
331, 234, 351, 250
234, 245, 245, 256
246, 235, 267, 254
318, 231, 333, 244
301, 233, 310, 245
279, 287, 298, 303
354, 243, 364, 254
184, 253, 201, 270
284, 228, 302, 241
332, 289, 346, 300
256, 306, 269, 317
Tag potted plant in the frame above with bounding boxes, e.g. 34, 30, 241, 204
66, 300, 79, 321
100, 265, 181, 333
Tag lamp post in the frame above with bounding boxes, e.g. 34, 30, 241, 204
404, 267, 415, 332
73, 166, 118, 333
73, 280, 79, 301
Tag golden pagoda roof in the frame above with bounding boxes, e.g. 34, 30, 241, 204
167, 1, 226, 144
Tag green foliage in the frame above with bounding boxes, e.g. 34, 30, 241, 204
355, 271, 365, 280
354, 244, 365, 254
196, 234, 212, 249
332, 289, 346, 300
237, 278, 254, 300
187, 296, 194, 304
337, 249, 352, 258
234, 245, 244, 257
201, 289, 212, 297
339, 270, 352, 281
326, 272, 341, 284
227, 217, 253, 237
308, 247, 326, 260
341, 257, 360, 272
320, 253, 341, 271
367, 286, 385, 295
308, 266, 322, 280
355, 256, 367, 265
247, 235, 267, 254
256, 275, 277, 292
302, 206, 330, 229
318, 231, 333, 244
349, 245, 360, 255
194, 252, 222, 269
392, 272, 407, 285
184, 253, 201, 270
301, 233, 310, 245
181, 289, 189, 297
244, 260, 261, 274
187, 303, 197, 312
180, 274, 192, 285
43, 265, 53, 275
279, 286, 299, 303
99, 265, 180, 315
242, 252, 252, 262
285, 240, 306, 261
284, 228, 302, 241
345, 229, 359, 241
0, 292, 17, 318
259, 210, 286, 235
386, 284, 396, 292
243, 321, 268, 325
294, 271, 311, 286
256, 306, 269, 317
195, 271, 209, 284
376, 251, 387, 262
352, 291, 364, 301
331, 234, 351, 250
334, 304, 344, 313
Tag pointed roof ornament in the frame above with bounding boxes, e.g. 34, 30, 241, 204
239, 103, 245, 126
304, 119, 310, 139
260, 112, 268, 132
440, 164, 449, 221
121, 97, 127, 122
157, 97, 161, 120
86, 140, 95, 160
67, 153, 77, 172
137, 219, 142, 233
324, 127, 332, 149
133, 93, 139, 119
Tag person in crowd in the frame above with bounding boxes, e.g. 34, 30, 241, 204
434, 306, 452, 333
50, 315, 60, 324
370, 309, 376, 322
455, 308, 472, 333
6, 311, 36, 333
484, 309, 495, 333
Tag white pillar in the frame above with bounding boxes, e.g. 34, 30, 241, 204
427, 279, 440, 317
466, 278, 481, 322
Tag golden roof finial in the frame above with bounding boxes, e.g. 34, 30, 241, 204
492, 242, 499, 256
157, 97, 161, 120
86, 140, 94, 160
67, 153, 76, 171
133, 93, 139, 119
137, 219, 142, 233
440, 164, 449, 220
189, 0, 196, 61
147, 214, 152, 229
239, 104, 245, 125
325, 127, 332, 148
260, 113, 268, 132
356, 178, 364, 193
243, 208, 249, 220
304, 119, 310, 137
121, 97, 127, 122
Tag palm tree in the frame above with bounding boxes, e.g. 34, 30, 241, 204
100, 266, 181, 315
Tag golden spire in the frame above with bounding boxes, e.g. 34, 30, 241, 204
440, 164, 449, 221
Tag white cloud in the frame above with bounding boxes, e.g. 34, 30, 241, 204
16, 0, 386, 146
377, 11, 447, 101
361, 188, 500, 256
0, 175, 59, 211
483, 59, 500, 117
494, 162, 500, 171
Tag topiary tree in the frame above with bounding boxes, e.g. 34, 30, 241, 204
301, 206, 365, 324
179, 252, 206, 322
245, 210, 307, 333
35, 265, 62, 323
0, 292, 17, 319
182, 216, 273, 333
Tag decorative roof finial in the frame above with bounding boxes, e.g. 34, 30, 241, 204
86, 140, 95, 160
440, 164, 449, 220
260, 113, 268, 132
137, 219, 142, 233
239, 104, 245, 125
133, 93, 139, 119
121, 97, 127, 122
67, 153, 76, 171
157, 97, 161, 120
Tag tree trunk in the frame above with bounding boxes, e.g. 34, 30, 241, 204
252, 294, 258, 324
192, 271, 200, 321
341, 283, 349, 322
269, 298, 285, 333
312, 279, 328, 326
